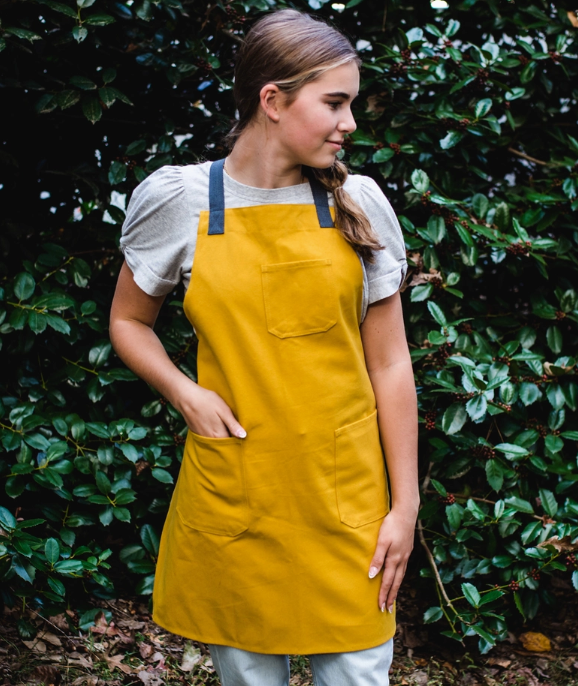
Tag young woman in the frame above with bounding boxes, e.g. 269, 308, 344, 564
110, 9, 419, 686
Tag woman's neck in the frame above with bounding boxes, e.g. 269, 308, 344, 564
225, 128, 306, 189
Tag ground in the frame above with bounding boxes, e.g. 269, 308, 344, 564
2, 578, 578, 686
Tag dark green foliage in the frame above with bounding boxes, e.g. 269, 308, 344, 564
1, 0, 578, 650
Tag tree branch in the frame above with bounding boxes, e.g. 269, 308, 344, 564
417, 518, 457, 613
508, 147, 563, 167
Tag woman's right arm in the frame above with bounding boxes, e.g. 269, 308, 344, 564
109, 261, 247, 439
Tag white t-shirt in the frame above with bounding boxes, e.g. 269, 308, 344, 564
120, 161, 407, 322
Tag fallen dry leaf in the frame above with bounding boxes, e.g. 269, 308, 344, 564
37, 630, 62, 647
519, 632, 551, 652
137, 670, 165, 686
46, 613, 70, 632
514, 666, 540, 686
67, 652, 93, 669
104, 653, 135, 675
27, 664, 60, 684
538, 535, 578, 553
90, 612, 119, 636
408, 269, 442, 288
181, 642, 203, 672
140, 642, 154, 659
568, 10, 578, 28
486, 657, 511, 668
71, 677, 99, 686
365, 94, 386, 115
150, 651, 166, 670
22, 639, 47, 653
117, 618, 146, 631
44, 652, 66, 663
410, 670, 428, 686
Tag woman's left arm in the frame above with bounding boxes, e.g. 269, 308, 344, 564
360, 290, 419, 613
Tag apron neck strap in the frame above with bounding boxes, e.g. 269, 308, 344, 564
308, 174, 335, 228
208, 158, 226, 235
208, 159, 335, 235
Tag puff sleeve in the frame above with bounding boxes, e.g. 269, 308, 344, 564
357, 176, 408, 305
119, 165, 191, 297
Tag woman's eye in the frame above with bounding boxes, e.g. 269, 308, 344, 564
328, 101, 341, 110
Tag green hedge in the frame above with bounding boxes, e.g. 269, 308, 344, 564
1, 0, 578, 652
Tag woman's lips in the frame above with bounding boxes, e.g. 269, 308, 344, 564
326, 140, 343, 151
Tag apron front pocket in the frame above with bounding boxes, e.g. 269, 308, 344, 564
261, 259, 337, 338
335, 410, 389, 528
176, 431, 249, 536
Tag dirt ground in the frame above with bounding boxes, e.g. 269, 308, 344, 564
2, 578, 578, 686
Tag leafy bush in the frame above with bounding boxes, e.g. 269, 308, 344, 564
1, 0, 578, 651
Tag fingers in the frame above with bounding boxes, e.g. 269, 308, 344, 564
215, 398, 247, 439
180, 386, 247, 438
368, 537, 390, 581
386, 562, 407, 612
379, 555, 408, 613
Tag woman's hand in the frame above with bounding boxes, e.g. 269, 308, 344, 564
173, 379, 247, 439
110, 262, 246, 440
368, 508, 417, 613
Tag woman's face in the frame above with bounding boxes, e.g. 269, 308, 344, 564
275, 61, 359, 169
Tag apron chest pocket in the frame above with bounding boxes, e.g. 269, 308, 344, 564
261, 259, 337, 338
176, 431, 249, 536
335, 410, 389, 528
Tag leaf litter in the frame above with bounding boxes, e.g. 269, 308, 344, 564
2, 580, 578, 685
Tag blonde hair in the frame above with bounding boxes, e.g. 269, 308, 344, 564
225, 9, 383, 262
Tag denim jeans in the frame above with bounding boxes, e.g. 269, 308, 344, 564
208, 638, 394, 686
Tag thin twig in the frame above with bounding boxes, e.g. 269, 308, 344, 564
421, 460, 433, 495
27, 609, 70, 637
508, 147, 563, 167
418, 462, 457, 613
425, 489, 496, 505
417, 519, 457, 613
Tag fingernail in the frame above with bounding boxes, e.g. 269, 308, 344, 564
237, 429, 247, 438
381, 603, 385, 612
368, 566, 379, 579
388, 605, 394, 614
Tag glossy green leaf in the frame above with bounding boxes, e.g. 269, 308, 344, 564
423, 606, 443, 623
442, 403, 467, 435
475, 98, 492, 118
108, 161, 127, 186
462, 582, 481, 607
45, 538, 60, 565
82, 94, 102, 123
411, 169, 429, 193
14, 273, 35, 301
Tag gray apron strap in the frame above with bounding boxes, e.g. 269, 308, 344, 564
207, 159, 335, 234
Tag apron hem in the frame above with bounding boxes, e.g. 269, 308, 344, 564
152, 612, 396, 656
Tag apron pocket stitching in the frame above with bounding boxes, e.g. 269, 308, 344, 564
334, 409, 389, 528
261, 259, 337, 339
176, 432, 249, 537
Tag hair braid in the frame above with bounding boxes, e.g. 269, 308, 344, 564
306, 161, 384, 263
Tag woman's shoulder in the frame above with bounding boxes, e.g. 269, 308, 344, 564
132, 160, 211, 203
342, 172, 399, 233
343, 172, 391, 207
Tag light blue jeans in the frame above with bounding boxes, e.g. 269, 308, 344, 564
208, 638, 394, 686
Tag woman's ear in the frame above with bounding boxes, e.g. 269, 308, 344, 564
258, 83, 282, 123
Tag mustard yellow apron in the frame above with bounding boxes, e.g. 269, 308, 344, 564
152, 159, 394, 653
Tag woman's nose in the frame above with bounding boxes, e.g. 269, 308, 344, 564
338, 108, 357, 134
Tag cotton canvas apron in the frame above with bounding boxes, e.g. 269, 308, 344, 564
153, 159, 395, 654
